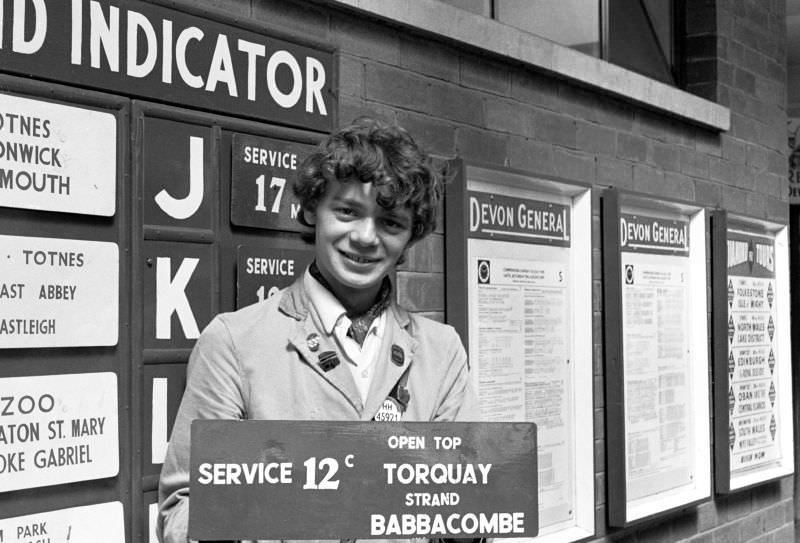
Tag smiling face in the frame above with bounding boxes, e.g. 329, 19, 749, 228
307, 179, 413, 311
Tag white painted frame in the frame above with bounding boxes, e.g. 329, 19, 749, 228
619, 205, 712, 523
464, 164, 594, 542
724, 217, 794, 492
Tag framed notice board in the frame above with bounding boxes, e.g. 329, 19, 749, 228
711, 211, 794, 493
445, 160, 594, 543
602, 189, 711, 526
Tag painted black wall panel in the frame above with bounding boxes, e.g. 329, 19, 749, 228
141, 240, 216, 351
130, 100, 324, 540
142, 489, 159, 543
143, 118, 216, 232
0, 78, 133, 541
0, 0, 334, 534
141, 364, 188, 483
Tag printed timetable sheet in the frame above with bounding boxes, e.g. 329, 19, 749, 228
620, 254, 693, 500
468, 241, 574, 529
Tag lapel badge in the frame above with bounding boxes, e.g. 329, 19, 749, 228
373, 398, 403, 422
317, 351, 339, 372
306, 333, 320, 352
391, 345, 404, 366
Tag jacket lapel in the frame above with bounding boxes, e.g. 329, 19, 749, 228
282, 277, 364, 414
362, 304, 419, 420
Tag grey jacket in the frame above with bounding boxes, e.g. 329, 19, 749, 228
158, 275, 479, 543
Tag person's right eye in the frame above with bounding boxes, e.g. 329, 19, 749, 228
335, 207, 356, 217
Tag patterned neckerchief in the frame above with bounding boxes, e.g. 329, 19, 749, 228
309, 261, 393, 346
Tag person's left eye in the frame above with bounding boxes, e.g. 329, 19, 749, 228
381, 217, 408, 232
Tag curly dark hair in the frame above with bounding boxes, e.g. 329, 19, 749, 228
294, 117, 441, 244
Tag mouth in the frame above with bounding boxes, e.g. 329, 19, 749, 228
340, 250, 381, 265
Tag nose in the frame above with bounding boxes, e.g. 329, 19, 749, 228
351, 217, 379, 247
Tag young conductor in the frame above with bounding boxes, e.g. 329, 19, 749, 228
157, 117, 479, 542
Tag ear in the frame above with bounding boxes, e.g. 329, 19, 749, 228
303, 208, 317, 226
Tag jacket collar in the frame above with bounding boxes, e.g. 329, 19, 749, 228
279, 275, 412, 329
281, 275, 418, 418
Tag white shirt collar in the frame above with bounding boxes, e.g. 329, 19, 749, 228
304, 268, 347, 335
304, 268, 386, 341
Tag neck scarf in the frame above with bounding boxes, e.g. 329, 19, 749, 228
309, 261, 393, 346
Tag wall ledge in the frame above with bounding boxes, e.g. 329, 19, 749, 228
325, 0, 731, 132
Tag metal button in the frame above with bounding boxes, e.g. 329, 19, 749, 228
318, 351, 339, 372
391, 344, 404, 366
307, 333, 320, 352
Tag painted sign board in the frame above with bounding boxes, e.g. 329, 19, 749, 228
0, 0, 334, 131
0, 373, 119, 492
236, 245, 313, 308
230, 133, 314, 232
0, 92, 116, 216
468, 190, 570, 246
189, 421, 538, 540
0, 501, 124, 543
0, 235, 119, 348
619, 213, 689, 254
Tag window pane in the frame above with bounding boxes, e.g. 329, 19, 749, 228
607, 0, 675, 84
495, 0, 600, 56
642, 0, 674, 66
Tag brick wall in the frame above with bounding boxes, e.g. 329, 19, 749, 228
176, 0, 794, 540
686, 0, 789, 215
